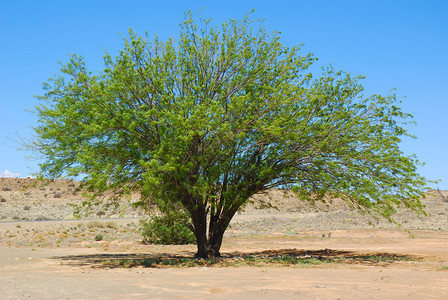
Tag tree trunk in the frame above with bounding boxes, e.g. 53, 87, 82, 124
194, 229, 224, 258
191, 207, 236, 259
194, 231, 210, 258
193, 220, 224, 258
190, 204, 210, 258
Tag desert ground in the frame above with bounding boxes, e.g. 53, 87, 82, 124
1, 177, 448, 299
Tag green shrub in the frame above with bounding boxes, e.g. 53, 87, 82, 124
95, 234, 104, 241
140, 210, 195, 245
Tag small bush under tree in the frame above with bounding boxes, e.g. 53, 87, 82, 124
140, 210, 195, 245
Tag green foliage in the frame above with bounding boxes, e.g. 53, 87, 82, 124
140, 210, 196, 245
33, 11, 429, 257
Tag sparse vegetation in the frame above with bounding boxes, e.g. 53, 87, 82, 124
99, 251, 419, 269
105, 221, 119, 229
0, 177, 446, 273
88, 221, 105, 229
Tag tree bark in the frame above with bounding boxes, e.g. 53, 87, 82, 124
194, 223, 223, 258
194, 231, 224, 258
190, 203, 211, 258
191, 207, 237, 258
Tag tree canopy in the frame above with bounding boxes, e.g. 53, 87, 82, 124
34, 12, 428, 258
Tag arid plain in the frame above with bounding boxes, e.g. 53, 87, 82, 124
1, 177, 447, 299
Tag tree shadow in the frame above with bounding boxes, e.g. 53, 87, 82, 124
51, 248, 421, 269
52, 250, 196, 268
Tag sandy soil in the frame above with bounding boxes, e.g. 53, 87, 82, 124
1, 178, 448, 299
1, 231, 448, 299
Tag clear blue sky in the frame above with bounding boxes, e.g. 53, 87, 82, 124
1, 0, 447, 189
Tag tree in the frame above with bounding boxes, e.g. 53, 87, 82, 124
34, 12, 428, 258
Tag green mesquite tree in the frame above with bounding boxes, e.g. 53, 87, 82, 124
34, 12, 428, 258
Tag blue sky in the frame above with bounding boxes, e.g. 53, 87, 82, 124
0, 0, 447, 188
